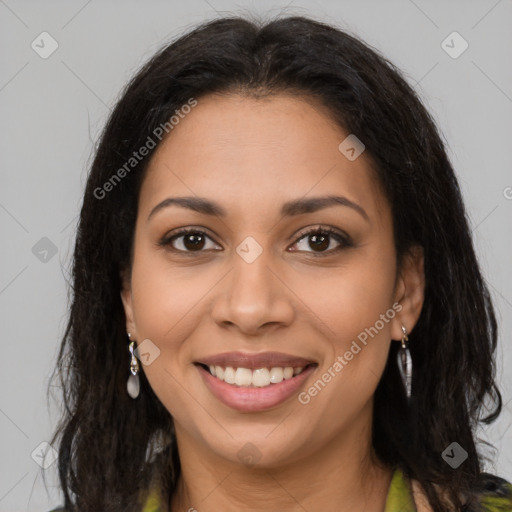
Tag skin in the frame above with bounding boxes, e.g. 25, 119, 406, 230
121, 93, 425, 512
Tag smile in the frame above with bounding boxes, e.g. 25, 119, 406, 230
200, 363, 312, 387
194, 353, 318, 412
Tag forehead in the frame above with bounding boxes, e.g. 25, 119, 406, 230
139, 93, 388, 222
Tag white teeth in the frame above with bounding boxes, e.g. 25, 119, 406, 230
215, 366, 224, 379
223, 367, 236, 384
283, 367, 294, 379
206, 364, 309, 387
252, 368, 270, 387
269, 367, 284, 383
234, 367, 253, 386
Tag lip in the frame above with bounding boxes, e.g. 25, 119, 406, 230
195, 351, 317, 370
196, 362, 317, 413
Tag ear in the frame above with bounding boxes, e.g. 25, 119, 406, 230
391, 245, 425, 341
120, 267, 138, 339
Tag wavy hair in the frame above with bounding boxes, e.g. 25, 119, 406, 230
48, 15, 502, 512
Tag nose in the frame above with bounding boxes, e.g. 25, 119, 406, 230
211, 242, 295, 336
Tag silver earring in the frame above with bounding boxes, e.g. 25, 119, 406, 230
397, 324, 412, 402
127, 333, 140, 399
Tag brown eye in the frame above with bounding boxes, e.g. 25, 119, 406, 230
160, 229, 221, 253
181, 232, 206, 251
308, 233, 331, 252
291, 227, 352, 255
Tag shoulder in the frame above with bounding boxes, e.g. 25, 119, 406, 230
469, 473, 512, 511
411, 472, 512, 512
396, 471, 512, 512
48, 473, 511, 512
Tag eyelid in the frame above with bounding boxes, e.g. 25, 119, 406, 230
293, 224, 350, 243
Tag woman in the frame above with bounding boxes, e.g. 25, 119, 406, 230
48, 15, 512, 512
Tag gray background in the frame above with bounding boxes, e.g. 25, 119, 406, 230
1, 1, 511, 510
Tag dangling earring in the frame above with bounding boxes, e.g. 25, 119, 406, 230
127, 332, 140, 399
397, 324, 413, 402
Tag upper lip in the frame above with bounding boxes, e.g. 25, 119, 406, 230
195, 351, 317, 370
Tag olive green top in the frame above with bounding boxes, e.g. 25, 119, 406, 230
141, 468, 512, 512
48, 467, 512, 511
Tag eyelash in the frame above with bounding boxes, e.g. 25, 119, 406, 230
158, 225, 353, 257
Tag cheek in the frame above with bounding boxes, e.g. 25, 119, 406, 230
128, 242, 207, 376
128, 247, 208, 421
294, 252, 397, 344
292, 247, 397, 402
129, 233, 207, 335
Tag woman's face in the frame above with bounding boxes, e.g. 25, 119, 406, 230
121, 93, 424, 468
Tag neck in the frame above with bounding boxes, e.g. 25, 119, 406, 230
168, 407, 393, 512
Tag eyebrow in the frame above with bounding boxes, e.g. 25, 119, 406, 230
147, 195, 369, 223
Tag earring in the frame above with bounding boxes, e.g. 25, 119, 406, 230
397, 324, 413, 402
127, 332, 140, 399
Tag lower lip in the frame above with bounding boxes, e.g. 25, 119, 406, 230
196, 364, 317, 412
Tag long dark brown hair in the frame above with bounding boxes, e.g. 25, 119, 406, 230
48, 15, 502, 512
